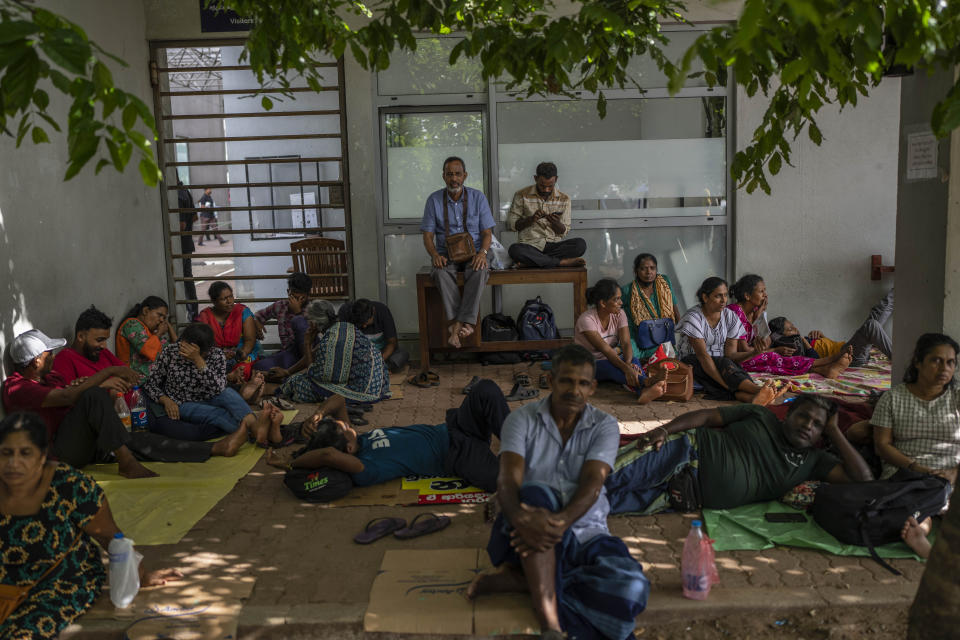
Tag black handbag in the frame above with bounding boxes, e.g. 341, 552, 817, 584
636, 318, 675, 350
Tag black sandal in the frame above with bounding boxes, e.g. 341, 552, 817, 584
505, 382, 539, 401
462, 375, 480, 395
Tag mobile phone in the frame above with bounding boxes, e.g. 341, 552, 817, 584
764, 512, 807, 523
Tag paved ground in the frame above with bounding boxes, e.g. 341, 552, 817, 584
65, 362, 926, 639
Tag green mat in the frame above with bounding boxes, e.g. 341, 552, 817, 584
85, 444, 263, 546
702, 501, 932, 560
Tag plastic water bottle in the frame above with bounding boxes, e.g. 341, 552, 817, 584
681, 519, 718, 600
108, 533, 142, 608
113, 392, 132, 431
128, 386, 148, 432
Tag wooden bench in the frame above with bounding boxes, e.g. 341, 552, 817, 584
415, 266, 587, 370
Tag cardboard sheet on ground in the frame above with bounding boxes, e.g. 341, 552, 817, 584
84, 575, 254, 640
86, 445, 264, 545
364, 548, 538, 636
702, 501, 929, 559
323, 478, 420, 507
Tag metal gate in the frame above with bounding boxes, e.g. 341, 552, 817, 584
149, 39, 353, 343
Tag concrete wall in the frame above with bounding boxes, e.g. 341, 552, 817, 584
892, 68, 954, 379
735, 79, 901, 343
0, 0, 163, 382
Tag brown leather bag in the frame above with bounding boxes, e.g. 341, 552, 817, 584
648, 357, 694, 402
443, 189, 476, 263
0, 536, 76, 625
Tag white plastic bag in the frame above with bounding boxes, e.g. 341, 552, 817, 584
487, 234, 512, 270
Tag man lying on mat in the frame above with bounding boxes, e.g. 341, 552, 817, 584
467, 344, 649, 640
605, 394, 874, 515
266, 380, 508, 492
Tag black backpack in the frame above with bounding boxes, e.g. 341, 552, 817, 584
516, 297, 560, 341
480, 313, 522, 365
283, 466, 354, 503
812, 471, 950, 574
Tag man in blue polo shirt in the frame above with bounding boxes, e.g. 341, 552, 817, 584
420, 156, 496, 348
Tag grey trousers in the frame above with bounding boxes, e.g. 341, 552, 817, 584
845, 288, 894, 366
386, 348, 409, 372
432, 261, 490, 325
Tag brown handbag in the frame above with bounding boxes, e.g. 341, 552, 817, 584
443, 189, 476, 264
648, 357, 694, 402
0, 536, 77, 625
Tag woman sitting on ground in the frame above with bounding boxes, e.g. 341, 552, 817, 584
115, 296, 177, 378
621, 252, 682, 362
277, 301, 388, 405
574, 278, 666, 404
142, 323, 283, 446
871, 333, 960, 559
676, 276, 781, 404
728, 274, 852, 378
0, 413, 180, 639
196, 281, 264, 392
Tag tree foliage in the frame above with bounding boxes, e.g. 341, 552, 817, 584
0, 0, 160, 184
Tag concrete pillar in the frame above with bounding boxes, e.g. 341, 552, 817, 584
893, 66, 960, 380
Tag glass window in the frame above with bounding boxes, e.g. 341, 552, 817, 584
175, 142, 190, 184
377, 38, 485, 96
384, 111, 486, 220
497, 97, 725, 220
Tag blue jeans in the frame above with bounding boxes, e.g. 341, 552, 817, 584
595, 356, 645, 395
605, 434, 698, 514
178, 388, 252, 434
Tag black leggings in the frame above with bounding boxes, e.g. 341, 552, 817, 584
442, 380, 510, 492
682, 355, 753, 401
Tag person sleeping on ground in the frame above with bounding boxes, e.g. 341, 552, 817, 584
605, 394, 874, 515
676, 276, 783, 404
253, 272, 311, 377
266, 380, 508, 493
727, 274, 853, 378
573, 277, 668, 404
871, 333, 959, 559
466, 345, 649, 640
141, 323, 284, 446
2, 330, 248, 479
767, 288, 894, 368
0, 413, 181, 640
115, 296, 178, 378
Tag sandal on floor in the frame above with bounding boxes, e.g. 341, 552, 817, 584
354, 517, 407, 544
513, 372, 532, 387
424, 370, 441, 385
350, 416, 369, 427
538, 374, 550, 389
393, 513, 451, 540
407, 372, 433, 388
268, 397, 295, 411
505, 382, 539, 402
462, 375, 480, 395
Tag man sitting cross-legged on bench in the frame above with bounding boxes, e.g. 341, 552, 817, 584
605, 394, 874, 515
467, 344, 649, 640
266, 379, 508, 493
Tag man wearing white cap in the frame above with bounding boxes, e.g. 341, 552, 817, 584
2, 329, 247, 477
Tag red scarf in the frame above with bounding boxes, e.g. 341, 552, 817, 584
198, 304, 246, 348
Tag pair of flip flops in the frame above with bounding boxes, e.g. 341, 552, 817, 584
353, 514, 451, 544
267, 396, 295, 411
407, 370, 440, 388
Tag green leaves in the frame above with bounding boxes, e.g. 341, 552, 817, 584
0, 0, 159, 185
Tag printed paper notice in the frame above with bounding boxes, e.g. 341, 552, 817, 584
906, 132, 938, 180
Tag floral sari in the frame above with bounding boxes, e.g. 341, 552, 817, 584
728, 303, 815, 375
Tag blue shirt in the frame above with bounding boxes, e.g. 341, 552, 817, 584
499, 397, 620, 542
351, 424, 450, 487
420, 186, 496, 256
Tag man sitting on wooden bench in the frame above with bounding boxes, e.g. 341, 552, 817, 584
420, 156, 496, 349
506, 161, 586, 269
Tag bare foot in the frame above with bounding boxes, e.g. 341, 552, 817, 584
751, 381, 778, 406
901, 516, 932, 558
265, 404, 284, 444
210, 424, 249, 457
240, 372, 266, 403
251, 408, 274, 446
466, 565, 528, 599
119, 459, 158, 479
448, 322, 462, 348
821, 354, 852, 379
265, 448, 293, 470
558, 257, 586, 267
638, 380, 667, 404
459, 323, 475, 339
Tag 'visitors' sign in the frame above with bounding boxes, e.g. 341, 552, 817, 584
199, 1, 253, 32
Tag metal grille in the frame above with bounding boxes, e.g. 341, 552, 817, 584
149, 39, 353, 330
